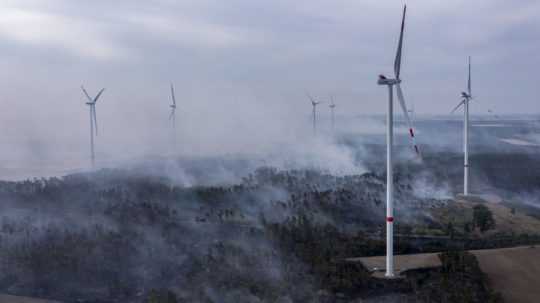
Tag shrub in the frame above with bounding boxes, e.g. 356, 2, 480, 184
472, 205, 495, 232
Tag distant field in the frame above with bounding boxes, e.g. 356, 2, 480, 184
474, 246, 540, 303
354, 246, 540, 303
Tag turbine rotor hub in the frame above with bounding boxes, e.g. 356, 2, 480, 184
377, 77, 400, 86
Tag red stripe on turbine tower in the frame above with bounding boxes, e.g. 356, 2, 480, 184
387, 217, 394, 222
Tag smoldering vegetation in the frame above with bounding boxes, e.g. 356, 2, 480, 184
0, 162, 457, 302
0, 163, 536, 302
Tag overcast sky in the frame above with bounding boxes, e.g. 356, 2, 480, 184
0, 0, 539, 177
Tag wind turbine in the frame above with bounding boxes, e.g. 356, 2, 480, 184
488, 109, 499, 119
81, 86, 105, 168
307, 93, 322, 135
451, 56, 473, 196
377, 4, 419, 278
169, 83, 177, 151
329, 96, 336, 132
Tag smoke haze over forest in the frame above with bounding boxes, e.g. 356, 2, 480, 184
0, 1, 539, 179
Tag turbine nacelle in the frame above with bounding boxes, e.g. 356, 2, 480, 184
377, 75, 400, 86
306, 93, 322, 108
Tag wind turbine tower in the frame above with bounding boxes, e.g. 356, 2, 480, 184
307, 93, 322, 135
377, 5, 419, 278
81, 86, 105, 168
329, 96, 336, 132
451, 56, 473, 196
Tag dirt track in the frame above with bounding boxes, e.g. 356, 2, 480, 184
353, 246, 540, 303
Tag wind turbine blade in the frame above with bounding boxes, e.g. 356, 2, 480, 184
468, 56, 472, 96
81, 86, 93, 103
394, 5, 406, 79
170, 83, 176, 106
92, 106, 98, 136
395, 84, 412, 128
451, 100, 466, 114
93, 88, 105, 103
306, 92, 316, 104
396, 83, 420, 155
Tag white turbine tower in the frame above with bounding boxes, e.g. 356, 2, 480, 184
81, 86, 105, 168
169, 83, 177, 151
451, 56, 473, 196
307, 93, 322, 135
377, 4, 420, 278
329, 96, 336, 132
